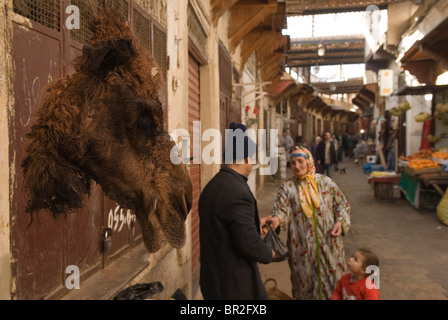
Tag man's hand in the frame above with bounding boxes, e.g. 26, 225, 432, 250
260, 216, 269, 234
261, 224, 270, 235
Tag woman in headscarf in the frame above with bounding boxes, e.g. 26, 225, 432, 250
264, 146, 351, 300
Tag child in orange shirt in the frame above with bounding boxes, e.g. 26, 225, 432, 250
331, 248, 380, 300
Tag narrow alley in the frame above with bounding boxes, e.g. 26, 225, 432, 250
2, 0, 448, 301
258, 156, 448, 300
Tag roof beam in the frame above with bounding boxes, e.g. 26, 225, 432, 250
285, 0, 392, 15
228, 1, 278, 52
352, 96, 370, 109
288, 54, 364, 62
290, 37, 364, 46
241, 30, 277, 68
287, 47, 364, 55
287, 57, 365, 67
299, 93, 316, 107
211, 0, 239, 27
321, 106, 333, 117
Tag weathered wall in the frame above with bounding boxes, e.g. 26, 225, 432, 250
0, 0, 12, 300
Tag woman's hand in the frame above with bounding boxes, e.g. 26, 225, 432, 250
260, 215, 280, 234
331, 221, 342, 237
268, 216, 280, 230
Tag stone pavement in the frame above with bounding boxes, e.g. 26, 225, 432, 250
257, 157, 448, 300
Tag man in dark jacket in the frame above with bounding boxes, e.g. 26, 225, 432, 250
316, 131, 338, 178
199, 122, 273, 300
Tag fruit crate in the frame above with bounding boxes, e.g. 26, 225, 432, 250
405, 166, 443, 175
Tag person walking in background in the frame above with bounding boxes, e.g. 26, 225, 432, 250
316, 132, 338, 177
342, 132, 349, 158
280, 129, 294, 154
331, 133, 340, 172
310, 135, 322, 173
353, 138, 369, 164
199, 122, 274, 300
280, 129, 295, 167
386, 129, 397, 171
330, 248, 380, 300
263, 146, 351, 300
336, 132, 344, 163
348, 134, 357, 159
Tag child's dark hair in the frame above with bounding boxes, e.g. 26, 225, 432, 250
358, 248, 379, 276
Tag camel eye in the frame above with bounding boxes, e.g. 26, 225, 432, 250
138, 116, 151, 132
137, 103, 154, 138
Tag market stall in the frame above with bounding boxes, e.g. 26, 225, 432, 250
367, 171, 402, 200
385, 82, 448, 211
398, 150, 448, 209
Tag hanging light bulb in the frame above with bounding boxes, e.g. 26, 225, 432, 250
317, 44, 326, 56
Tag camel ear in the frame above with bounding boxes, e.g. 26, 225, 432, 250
81, 38, 135, 76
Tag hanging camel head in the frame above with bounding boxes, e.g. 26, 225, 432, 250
21, 10, 192, 253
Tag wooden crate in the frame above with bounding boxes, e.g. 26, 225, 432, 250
369, 175, 402, 200
374, 183, 395, 199
405, 166, 443, 175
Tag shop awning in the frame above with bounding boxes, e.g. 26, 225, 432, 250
212, 0, 289, 83
394, 84, 448, 96
398, 14, 448, 84
352, 85, 376, 109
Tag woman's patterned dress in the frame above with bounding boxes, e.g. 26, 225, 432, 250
272, 173, 351, 300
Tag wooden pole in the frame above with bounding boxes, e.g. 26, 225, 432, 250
377, 144, 387, 169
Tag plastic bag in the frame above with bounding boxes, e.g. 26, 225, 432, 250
263, 228, 289, 262
437, 188, 448, 226
113, 282, 164, 300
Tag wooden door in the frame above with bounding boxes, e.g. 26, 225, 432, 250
10, 0, 166, 299
10, 0, 103, 299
